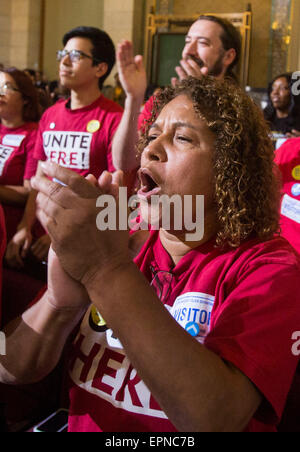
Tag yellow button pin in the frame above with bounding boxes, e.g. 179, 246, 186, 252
87, 120, 101, 133
90, 305, 106, 328
292, 166, 300, 181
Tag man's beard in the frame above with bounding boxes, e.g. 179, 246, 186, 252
187, 51, 225, 77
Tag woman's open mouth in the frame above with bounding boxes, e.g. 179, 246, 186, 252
137, 168, 161, 200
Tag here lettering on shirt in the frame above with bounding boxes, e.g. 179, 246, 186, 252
69, 332, 166, 419
43, 131, 92, 170
0, 144, 15, 176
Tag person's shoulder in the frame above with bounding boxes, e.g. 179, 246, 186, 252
39, 98, 67, 120
238, 235, 300, 270
97, 95, 123, 114
24, 121, 39, 131
275, 137, 300, 162
143, 96, 155, 115
138, 96, 155, 131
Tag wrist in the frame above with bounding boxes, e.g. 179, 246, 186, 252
45, 290, 88, 316
125, 94, 144, 110
22, 291, 86, 339
83, 256, 134, 297
17, 221, 29, 232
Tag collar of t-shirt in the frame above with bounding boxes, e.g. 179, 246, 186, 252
136, 229, 218, 275
64, 95, 102, 113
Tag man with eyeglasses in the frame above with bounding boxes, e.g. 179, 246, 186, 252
11, 26, 123, 266
35, 25, 122, 176
34, 27, 123, 175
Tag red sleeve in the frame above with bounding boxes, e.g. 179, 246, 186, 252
138, 96, 154, 132
33, 116, 47, 163
205, 258, 300, 426
23, 128, 39, 179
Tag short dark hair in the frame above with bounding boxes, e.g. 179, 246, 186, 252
1, 67, 41, 122
198, 15, 241, 77
62, 26, 116, 89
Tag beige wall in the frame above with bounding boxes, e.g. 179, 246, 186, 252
43, 0, 104, 82
102, 0, 145, 84
288, 0, 300, 72
42, 0, 145, 85
0, 0, 42, 70
0, 1, 11, 67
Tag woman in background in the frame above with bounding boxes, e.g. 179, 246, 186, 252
0, 67, 40, 244
264, 73, 300, 137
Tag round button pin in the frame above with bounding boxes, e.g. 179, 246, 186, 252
292, 165, 300, 181
291, 183, 300, 197
87, 120, 101, 133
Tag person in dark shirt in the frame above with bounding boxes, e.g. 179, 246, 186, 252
264, 73, 300, 137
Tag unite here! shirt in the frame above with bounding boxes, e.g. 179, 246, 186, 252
67, 229, 300, 432
33, 95, 123, 179
275, 137, 300, 255
0, 122, 38, 241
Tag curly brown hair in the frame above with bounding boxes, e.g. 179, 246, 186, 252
138, 76, 281, 248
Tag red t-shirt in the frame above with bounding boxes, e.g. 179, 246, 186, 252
67, 230, 300, 432
138, 96, 155, 132
0, 122, 38, 241
34, 96, 123, 179
275, 138, 300, 255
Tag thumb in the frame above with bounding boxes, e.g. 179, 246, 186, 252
134, 55, 144, 71
21, 235, 32, 258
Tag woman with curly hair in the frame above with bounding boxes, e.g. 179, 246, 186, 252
2, 77, 300, 433
139, 76, 281, 248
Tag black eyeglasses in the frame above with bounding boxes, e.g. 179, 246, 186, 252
0, 83, 20, 96
56, 49, 99, 63
150, 265, 174, 303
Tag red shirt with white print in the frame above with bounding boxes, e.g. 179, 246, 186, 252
275, 137, 300, 255
67, 229, 300, 432
0, 122, 38, 241
34, 96, 123, 178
